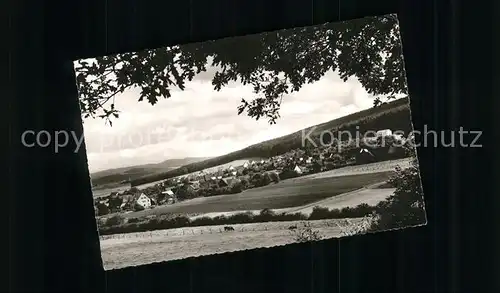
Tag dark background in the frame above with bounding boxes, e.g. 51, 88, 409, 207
7, 0, 497, 292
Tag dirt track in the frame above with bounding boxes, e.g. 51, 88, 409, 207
297, 158, 412, 180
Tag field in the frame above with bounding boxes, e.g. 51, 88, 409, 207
199, 158, 265, 173
121, 171, 393, 219
93, 185, 131, 198
98, 159, 413, 270
188, 185, 396, 220
90, 157, 209, 188
100, 218, 370, 270
299, 158, 412, 180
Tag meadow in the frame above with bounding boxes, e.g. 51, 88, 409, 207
93, 185, 131, 198
121, 171, 393, 219
98, 157, 422, 270
100, 218, 369, 270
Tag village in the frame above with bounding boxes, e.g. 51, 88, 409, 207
94, 129, 411, 217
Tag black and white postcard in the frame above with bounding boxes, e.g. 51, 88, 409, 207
73, 14, 427, 270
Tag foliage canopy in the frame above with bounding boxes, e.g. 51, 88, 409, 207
74, 14, 406, 125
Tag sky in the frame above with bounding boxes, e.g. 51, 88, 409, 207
80, 65, 379, 173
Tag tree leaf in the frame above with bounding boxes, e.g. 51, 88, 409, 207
75, 15, 405, 126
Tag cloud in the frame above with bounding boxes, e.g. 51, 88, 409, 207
191, 61, 221, 82
81, 66, 377, 172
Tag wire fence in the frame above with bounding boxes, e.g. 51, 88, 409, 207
99, 219, 357, 241
100, 226, 257, 240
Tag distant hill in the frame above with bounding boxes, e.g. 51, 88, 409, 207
90, 157, 211, 187
131, 98, 413, 186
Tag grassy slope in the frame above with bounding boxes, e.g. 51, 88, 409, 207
100, 218, 366, 270
131, 98, 411, 186
91, 157, 211, 187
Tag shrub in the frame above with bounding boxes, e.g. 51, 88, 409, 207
347, 203, 373, 217
260, 208, 275, 216
277, 212, 307, 221
163, 179, 175, 186
202, 186, 233, 197
309, 206, 331, 220
99, 201, 387, 236
177, 185, 196, 200
260, 173, 273, 186
289, 222, 323, 243
331, 153, 344, 163
267, 171, 280, 183
311, 161, 322, 173
250, 173, 263, 187
225, 212, 253, 224
222, 186, 233, 194
338, 215, 379, 237
108, 196, 123, 212
230, 182, 244, 193
168, 215, 191, 227
196, 188, 208, 197
265, 164, 275, 171
255, 208, 276, 222
105, 214, 124, 227
367, 152, 426, 232
190, 216, 214, 226
279, 169, 299, 180
240, 177, 249, 188
96, 217, 107, 227
133, 203, 145, 211
127, 217, 140, 224
96, 202, 109, 216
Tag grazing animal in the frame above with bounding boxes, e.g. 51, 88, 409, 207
224, 226, 235, 231
288, 225, 298, 230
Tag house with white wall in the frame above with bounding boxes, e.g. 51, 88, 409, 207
136, 193, 152, 209
161, 189, 177, 204
294, 165, 303, 174
376, 129, 392, 137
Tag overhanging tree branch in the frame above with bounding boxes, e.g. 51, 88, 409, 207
74, 14, 407, 126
